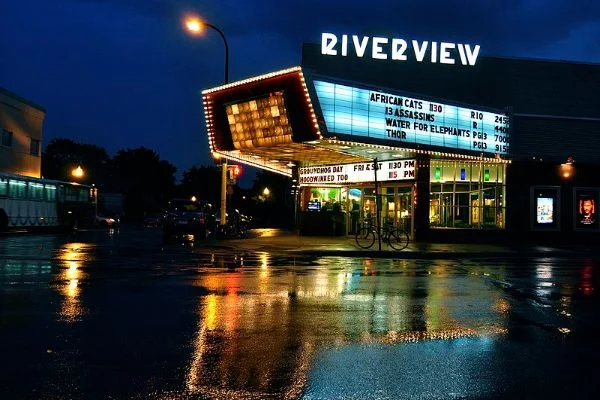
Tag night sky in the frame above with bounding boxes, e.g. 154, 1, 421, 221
1, 0, 599, 186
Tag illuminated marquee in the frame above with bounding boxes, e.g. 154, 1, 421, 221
299, 159, 416, 185
321, 33, 480, 66
313, 80, 510, 156
225, 91, 293, 149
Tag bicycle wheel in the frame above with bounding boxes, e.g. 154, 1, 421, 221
355, 227, 375, 249
388, 229, 409, 250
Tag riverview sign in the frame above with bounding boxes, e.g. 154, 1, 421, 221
321, 33, 481, 66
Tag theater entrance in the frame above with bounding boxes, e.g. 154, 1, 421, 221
345, 184, 413, 236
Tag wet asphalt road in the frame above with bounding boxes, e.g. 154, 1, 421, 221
0, 227, 599, 399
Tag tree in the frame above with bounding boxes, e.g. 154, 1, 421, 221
42, 138, 111, 187
112, 147, 177, 221
251, 171, 294, 228
178, 165, 221, 206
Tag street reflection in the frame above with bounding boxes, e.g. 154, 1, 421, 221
253, 228, 280, 238
54, 242, 94, 322
581, 259, 594, 296
535, 263, 554, 298
186, 256, 507, 397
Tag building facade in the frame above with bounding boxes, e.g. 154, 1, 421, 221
0, 86, 46, 178
202, 39, 600, 242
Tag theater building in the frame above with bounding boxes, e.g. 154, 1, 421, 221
202, 36, 600, 242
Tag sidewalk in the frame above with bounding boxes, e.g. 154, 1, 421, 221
205, 229, 595, 258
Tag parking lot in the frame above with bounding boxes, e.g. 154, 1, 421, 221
1, 227, 599, 399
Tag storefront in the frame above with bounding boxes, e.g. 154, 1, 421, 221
202, 35, 600, 242
298, 160, 416, 235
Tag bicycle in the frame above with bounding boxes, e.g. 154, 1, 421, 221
355, 218, 410, 250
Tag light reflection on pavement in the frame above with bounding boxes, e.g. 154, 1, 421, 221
184, 254, 509, 399
0, 228, 598, 399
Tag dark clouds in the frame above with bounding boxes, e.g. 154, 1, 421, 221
1, 0, 599, 184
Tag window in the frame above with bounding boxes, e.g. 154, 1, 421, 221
78, 188, 88, 202
45, 184, 57, 201
65, 186, 79, 202
8, 180, 27, 199
2, 129, 13, 147
64, 186, 89, 203
30, 138, 40, 156
28, 183, 44, 200
0, 178, 7, 196
429, 160, 507, 229
306, 187, 342, 211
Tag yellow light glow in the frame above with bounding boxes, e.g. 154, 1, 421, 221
263, 187, 270, 196
213, 151, 292, 176
72, 165, 84, 178
204, 294, 217, 331
226, 92, 292, 150
202, 66, 302, 94
559, 163, 575, 180
57, 243, 92, 322
185, 18, 203, 34
191, 196, 197, 202
259, 252, 269, 279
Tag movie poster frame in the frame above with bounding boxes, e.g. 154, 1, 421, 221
573, 187, 600, 232
530, 186, 561, 232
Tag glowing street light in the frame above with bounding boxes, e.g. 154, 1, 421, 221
185, 18, 202, 34
72, 165, 84, 179
191, 195, 197, 202
263, 187, 270, 197
183, 15, 229, 83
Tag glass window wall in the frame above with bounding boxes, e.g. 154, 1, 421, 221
430, 160, 506, 229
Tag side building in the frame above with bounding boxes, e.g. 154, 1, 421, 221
0, 86, 44, 177
201, 39, 600, 243
1, 86, 96, 230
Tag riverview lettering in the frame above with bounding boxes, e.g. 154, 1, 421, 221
321, 33, 480, 66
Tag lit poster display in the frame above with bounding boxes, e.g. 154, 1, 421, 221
532, 187, 559, 230
575, 190, 598, 229
314, 80, 510, 156
536, 198, 554, 224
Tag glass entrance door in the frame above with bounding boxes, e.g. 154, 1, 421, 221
344, 185, 413, 236
362, 188, 377, 223
397, 186, 412, 232
347, 188, 361, 234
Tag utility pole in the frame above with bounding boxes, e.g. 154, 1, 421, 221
373, 158, 382, 251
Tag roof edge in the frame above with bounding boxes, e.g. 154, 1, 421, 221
0, 86, 46, 112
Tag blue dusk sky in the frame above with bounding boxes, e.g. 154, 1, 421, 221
1, 0, 599, 186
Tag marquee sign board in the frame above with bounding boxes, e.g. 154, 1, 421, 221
313, 80, 510, 156
299, 159, 416, 185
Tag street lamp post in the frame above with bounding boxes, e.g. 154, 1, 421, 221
185, 18, 228, 84
184, 16, 229, 228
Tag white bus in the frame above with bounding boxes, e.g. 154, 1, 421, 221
0, 172, 96, 231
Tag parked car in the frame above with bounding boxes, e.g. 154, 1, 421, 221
163, 199, 215, 240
